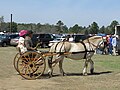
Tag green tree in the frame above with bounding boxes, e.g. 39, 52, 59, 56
62, 25, 69, 33
84, 29, 89, 35
89, 22, 99, 34
36, 23, 42, 33
17, 23, 28, 31
56, 20, 64, 33
12, 22, 17, 32
109, 20, 119, 34
99, 26, 105, 33
105, 26, 111, 34
69, 24, 81, 34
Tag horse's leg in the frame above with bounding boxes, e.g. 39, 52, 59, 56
52, 54, 66, 76
89, 59, 94, 74
52, 54, 63, 67
83, 59, 89, 75
48, 56, 53, 77
59, 56, 66, 76
48, 54, 65, 77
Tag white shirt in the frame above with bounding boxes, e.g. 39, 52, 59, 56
112, 37, 117, 47
17, 37, 27, 53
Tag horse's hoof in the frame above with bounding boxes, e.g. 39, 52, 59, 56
90, 68, 94, 74
48, 72, 52, 78
62, 73, 67, 76
48, 74, 52, 78
83, 73, 88, 76
63, 73, 67, 76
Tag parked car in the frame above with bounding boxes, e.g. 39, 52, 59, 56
10, 33, 55, 48
49, 34, 89, 46
32, 34, 55, 48
49, 37, 65, 46
10, 36, 20, 46
0, 35, 9, 47
0, 34, 19, 47
72, 34, 89, 42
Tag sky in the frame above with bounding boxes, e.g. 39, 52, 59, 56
0, 0, 120, 27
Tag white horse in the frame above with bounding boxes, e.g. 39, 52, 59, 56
47, 36, 103, 77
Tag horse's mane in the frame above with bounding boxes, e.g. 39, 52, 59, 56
83, 36, 102, 43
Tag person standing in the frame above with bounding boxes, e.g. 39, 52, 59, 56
112, 35, 117, 55
108, 35, 113, 55
102, 36, 108, 54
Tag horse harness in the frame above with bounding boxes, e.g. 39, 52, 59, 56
53, 41, 95, 59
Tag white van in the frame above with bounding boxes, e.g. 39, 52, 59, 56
115, 25, 120, 55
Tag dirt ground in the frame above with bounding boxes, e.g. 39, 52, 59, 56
0, 47, 120, 90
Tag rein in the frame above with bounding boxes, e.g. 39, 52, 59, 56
54, 41, 67, 54
89, 42, 98, 48
86, 38, 98, 48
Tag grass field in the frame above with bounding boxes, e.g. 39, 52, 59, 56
0, 47, 120, 90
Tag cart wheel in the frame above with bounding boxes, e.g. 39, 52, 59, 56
13, 53, 21, 72
17, 51, 46, 80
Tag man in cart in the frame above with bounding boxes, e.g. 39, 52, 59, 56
24, 30, 37, 51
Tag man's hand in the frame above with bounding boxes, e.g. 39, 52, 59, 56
36, 43, 40, 47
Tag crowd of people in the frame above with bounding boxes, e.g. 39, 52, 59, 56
99, 34, 118, 56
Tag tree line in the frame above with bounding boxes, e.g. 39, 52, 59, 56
0, 20, 119, 35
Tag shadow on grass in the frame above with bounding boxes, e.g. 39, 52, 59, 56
30, 74, 49, 79
66, 71, 113, 76
39, 71, 113, 79
89, 71, 113, 75
19, 71, 113, 80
